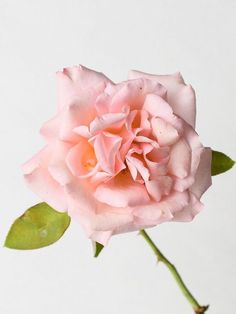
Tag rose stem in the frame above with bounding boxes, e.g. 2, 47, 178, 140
139, 229, 209, 314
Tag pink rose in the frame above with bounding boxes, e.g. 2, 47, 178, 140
23, 65, 212, 245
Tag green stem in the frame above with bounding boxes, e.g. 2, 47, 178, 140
139, 229, 209, 314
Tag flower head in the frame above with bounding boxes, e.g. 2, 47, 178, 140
23, 65, 212, 245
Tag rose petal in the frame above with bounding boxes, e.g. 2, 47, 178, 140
128, 70, 196, 127
73, 125, 91, 138
66, 140, 98, 178
93, 132, 124, 174
57, 65, 112, 111
89, 112, 127, 135
133, 202, 173, 224
106, 79, 166, 112
24, 167, 67, 212
144, 146, 170, 179
145, 177, 173, 201
47, 141, 74, 185
89, 231, 113, 245
168, 138, 191, 178
190, 148, 212, 198
94, 173, 150, 207
151, 117, 179, 146
143, 94, 174, 121
172, 192, 203, 222
173, 124, 203, 192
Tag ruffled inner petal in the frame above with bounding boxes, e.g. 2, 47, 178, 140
92, 132, 125, 175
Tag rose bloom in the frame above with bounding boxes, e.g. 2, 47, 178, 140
23, 66, 212, 245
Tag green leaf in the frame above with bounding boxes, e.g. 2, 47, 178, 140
93, 241, 104, 257
5, 202, 70, 250
211, 150, 235, 176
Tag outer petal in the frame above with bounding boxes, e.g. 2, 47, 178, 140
47, 140, 74, 185
22, 146, 50, 174
168, 138, 191, 178
133, 202, 173, 225
57, 65, 112, 111
40, 102, 94, 143
51, 66, 114, 142
172, 192, 203, 222
94, 174, 150, 207
190, 148, 212, 198
173, 123, 203, 192
134, 191, 189, 225
66, 182, 133, 245
24, 168, 67, 212
22, 146, 68, 211
128, 70, 196, 127
103, 79, 167, 112
90, 231, 113, 245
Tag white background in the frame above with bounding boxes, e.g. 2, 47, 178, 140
0, 1, 235, 313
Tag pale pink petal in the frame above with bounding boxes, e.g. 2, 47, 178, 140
90, 207, 133, 232
151, 117, 179, 146
94, 174, 150, 207
133, 202, 173, 224
143, 94, 174, 120
47, 141, 74, 185
95, 93, 112, 116
112, 220, 155, 235
134, 191, 189, 224
140, 109, 151, 129
22, 146, 50, 174
59, 103, 95, 142
89, 112, 127, 134
40, 114, 61, 141
23, 144, 72, 188
126, 110, 137, 131
23, 145, 68, 211
126, 155, 150, 182
107, 79, 166, 112
126, 159, 138, 181
128, 70, 196, 127
173, 124, 203, 192
67, 191, 133, 244
42, 106, 85, 144
93, 132, 124, 174
172, 192, 203, 222
119, 130, 135, 160
164, 191, 190, 214
57, 65, 112, 111
134, 135, 154, 143
190, 148, 212, 198
73, 125, 91, 138
144, 146, 170, 179
174, 176, 195, 193
145, 177, 173, 201
171, 85, 196, 127
90, 231, 113, 245
24, 167, 67, 212
65, 179, 97, 214
66, 140, 98, 178
128, 70, 185, 85
168, 139, 191, 178
90, 171, 112, 185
